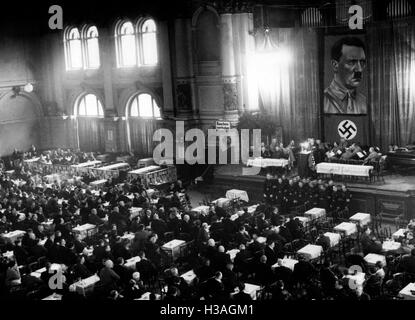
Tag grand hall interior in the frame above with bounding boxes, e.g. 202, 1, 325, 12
2, 0, 415, 302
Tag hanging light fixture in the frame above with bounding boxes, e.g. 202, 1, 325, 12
24, 83, 33, 93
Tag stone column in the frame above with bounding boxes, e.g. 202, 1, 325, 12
220, 13, 239, 125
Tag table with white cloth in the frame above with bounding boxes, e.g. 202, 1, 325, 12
334, 222, 358, 236
304, 208, 326, 221
180, 270, 197, 285
349, 213, 371, 227
227, 249, 240, 262
90, 179, 107, 188
42, 293, 62, 301
73, 274, 101, 296
324, 232, 341, 247
272, 258, 298, 271
44, 174, 61, 183
399, 282, 415, 300
297, 244, 323, 260
161, 239, 186, 261
230, 213, 239, 221
242, 283, 261, 300
213, 197, 231, 208
364, 253, 386, 266
226, 189, 249, 203
246, 158, 289, 168
294, 216, 311, 227
24, 157, 40, 163
98, 162, 129, 171
138, 158, 155, 168
191, 206, 210, 217
130, 207, 143, 220
128, 165, 161, 176
393, 228, 408, 241
382, 240, 402, 253
71, 160, 102, 168
2, 251, 14, 259
316, 162, 373, 177
247, 204, 259, 214
72, 224, 97, 240
1, 230, 26, 243
124, 256, 141, 270
121, 233, 135, 244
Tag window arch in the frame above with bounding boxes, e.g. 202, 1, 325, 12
65, 27, 83, 70
115, 20, 137, 67
138, 18, 158, 65
84, 26, 100, 69
76, 94, 104, 117
64, 25, 100, 70
128, 93, 161, 119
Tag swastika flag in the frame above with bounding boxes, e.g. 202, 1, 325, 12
324, 114, 369, 145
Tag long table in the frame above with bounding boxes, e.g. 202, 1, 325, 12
98, 162, 129, 171
128, 165, 161, 176
71, 160, 102, 168
316, 162, 373, 177
246, 158, 289, 168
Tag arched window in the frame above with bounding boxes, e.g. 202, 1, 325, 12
65, 27, 83, 70
139, 19, 158, 65
77, 94, 104, 117
85, 26, 100, 69
129, 93, 161, 118
115, 21, 137, 67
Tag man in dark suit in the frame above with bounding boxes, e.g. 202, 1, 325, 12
232, 283, 252, 301
205, 272, 226, 300
222, 263, 238, 294
398, 248, 415, 274
264, 239, 278, 266
212, 245, 231, 272
254, 255, 274, 286
135, 251, 157, 283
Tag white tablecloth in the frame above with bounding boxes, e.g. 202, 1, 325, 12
180, 270, 197, 285
334, 222, 358, 236
1, 230, 26, 243
213, 198, 231, 207
72, 224, 97, 240
364, 253, 386, 266
294, 216, 311, 226
226, 189, 249, 202
382, 241, 402, 252
304, 208, 326, 220
316, 162, 373, 177
71, 160, 102, 168
73, 274, 100, 296
324, 232, 341, 247
246, 158, 289, 168
42, 293, 62, 300
191, 206, 210, 215
399, 283, 415, 300
349, 213, 371, 227
90, 179, 107, 186
393, 228, 407, 241
98, 162, 129, 171
297, 244, 323, 260
243, 283, 261, 300
129, 165, 161, 175
124, 256, 141, 270
162, 239, 186, 260
272, 258, 298, 271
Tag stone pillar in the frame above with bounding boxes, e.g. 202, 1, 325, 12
174, 18, 194, 119
220, 13, 239, 125
159, 21, 175, 118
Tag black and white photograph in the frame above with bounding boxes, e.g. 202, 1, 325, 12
1, 0, 415, 314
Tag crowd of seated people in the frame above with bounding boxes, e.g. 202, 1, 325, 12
0, 156, 414, 302
263, 174, 351, 219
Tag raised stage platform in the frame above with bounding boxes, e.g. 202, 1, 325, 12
195, 164, 415, 222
